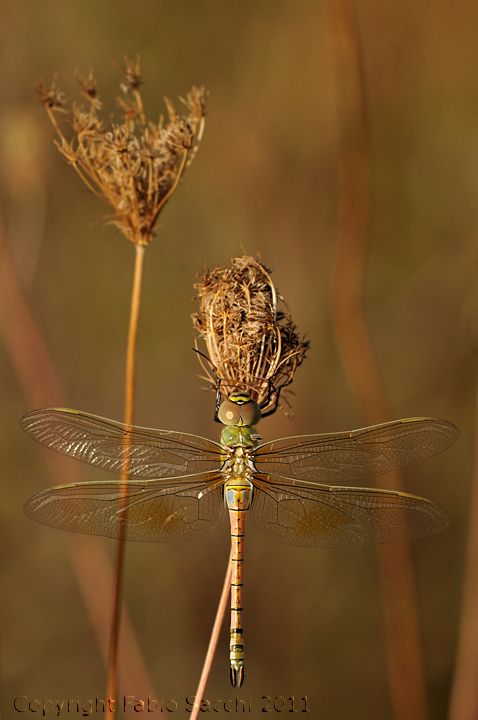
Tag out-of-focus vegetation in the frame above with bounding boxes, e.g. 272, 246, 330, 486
0, 1, 475, 718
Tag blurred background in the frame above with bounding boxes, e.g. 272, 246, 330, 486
0, 1, 476, 718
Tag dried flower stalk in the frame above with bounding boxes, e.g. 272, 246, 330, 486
36, 57, 207, 716
35, 57, 207, 246
193, 255, 308, 415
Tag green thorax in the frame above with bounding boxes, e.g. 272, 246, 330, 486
220, 424, 258, 450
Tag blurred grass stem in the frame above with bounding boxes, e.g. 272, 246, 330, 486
106, 243, 146, 715
190, 553, 233, 720
326, 1, 429, 718
448, 378, 478, 720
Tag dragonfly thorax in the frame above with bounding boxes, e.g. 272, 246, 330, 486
220, 423, 259, 450
221, 438, 256, 511
222, 445, 256, 477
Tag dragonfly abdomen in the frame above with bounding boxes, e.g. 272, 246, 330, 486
224, 474, 252, 688
229, 505, 247, 688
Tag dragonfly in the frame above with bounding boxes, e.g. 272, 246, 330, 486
21, 393, 459, 686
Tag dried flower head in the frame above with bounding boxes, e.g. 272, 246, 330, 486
36, 57, 207, 246
193, 255, 308, 416
35, 74, 67, 112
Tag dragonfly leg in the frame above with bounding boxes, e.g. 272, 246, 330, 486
229, 508, 246, 687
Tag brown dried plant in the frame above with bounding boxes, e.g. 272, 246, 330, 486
190, 256, 307, 719
35, 57, 207, 246
35, 57, 207, 717
193, 255, 308, 415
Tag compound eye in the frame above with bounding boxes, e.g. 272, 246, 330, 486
218, 399, 241, 426
240, 400, 261, 426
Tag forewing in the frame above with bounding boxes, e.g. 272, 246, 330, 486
21, 408, 222, 478
24, 472, 225, 542
250, 475, 448, 547
254, 418, 459, 484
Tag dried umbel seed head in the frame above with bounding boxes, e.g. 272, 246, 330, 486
193, 255, 308, 417
35, 57, 207, 246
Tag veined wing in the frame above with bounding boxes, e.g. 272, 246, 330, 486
24, 472, 226, 542
254, 418, 459, 484
21, 408, 222, 478
250, 474, 448, 547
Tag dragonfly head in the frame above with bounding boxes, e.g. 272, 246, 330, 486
218, 392, 261, 427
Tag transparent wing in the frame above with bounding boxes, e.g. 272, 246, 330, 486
250, 474, 448, 547
254, 418, 459, 484
21, 408, 222, 478
24, 472, 226, 542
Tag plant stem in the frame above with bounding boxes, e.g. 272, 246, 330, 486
448, 376, 478, 720
326, 1, 429, 718
190, 554, 233, 720
106, 242, 146, 717
0, 211, 153, 703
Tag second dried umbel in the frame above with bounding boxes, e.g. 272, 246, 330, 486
193, 255, 309, 416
